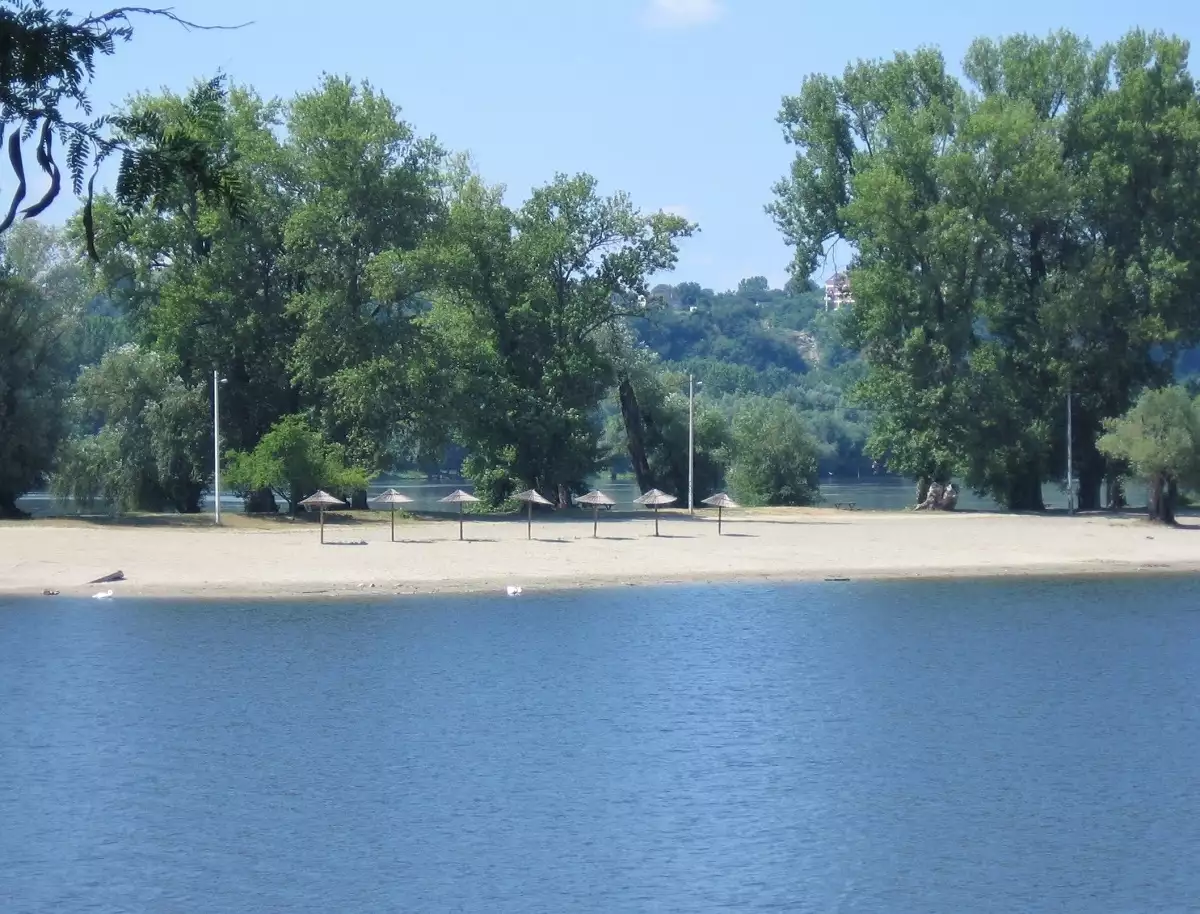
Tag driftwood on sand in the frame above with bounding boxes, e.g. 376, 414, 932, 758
87, 570, 125, 584
915, 483, 958, 511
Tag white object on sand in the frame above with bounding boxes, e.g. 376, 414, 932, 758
92, 590, 114, 600
506, 585, 523, 596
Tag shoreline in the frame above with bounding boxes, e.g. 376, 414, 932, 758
8, 562, 1199, 603
3, 509, 1200, 601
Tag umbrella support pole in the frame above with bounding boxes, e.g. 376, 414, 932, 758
390, 505, 395, 543
320, 508, 325, 544
593, 505, 598, 538
527, 501, 533, 540
459, 504, 464, 542
718, 506, 723, 535
654, 506, 659, 537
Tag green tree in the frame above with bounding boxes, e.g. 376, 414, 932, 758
4, 221, 130, 372
1097, 386, 1200, 524
1050, 30, 1200, 509
726, 399, 820, 506
223, 413, 368, 514
769, 47, 977, 505
90, 81, 297, 510
413, 172, 694, 507
283, 75, 445, 482
54, 344, 210, 512
771, 30, 1200, 510
0, 269, 75, 515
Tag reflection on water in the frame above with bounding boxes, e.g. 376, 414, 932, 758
2, 577, 1199, 912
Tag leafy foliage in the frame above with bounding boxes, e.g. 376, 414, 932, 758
1098, 386, 1200, 523
771, 29, 1200, 510
54, 344, 210, 512
223, 414, 368, 513
725, 399, 821, 507
0, 269, 75, 514
0, 2, 247, 256
413, 172, 695, 507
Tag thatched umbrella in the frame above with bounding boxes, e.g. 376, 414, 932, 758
371, 488, 413, 542
634, 488, 677, 537
299, 490, 346, 544
439, 489, 480, 541
514, 488, 553, 540
575, 490, 615, 538
702, 492, 740, 535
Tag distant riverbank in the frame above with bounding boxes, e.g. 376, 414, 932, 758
2, 508, 1196, 600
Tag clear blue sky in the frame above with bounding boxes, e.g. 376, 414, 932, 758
59, 0, 1200, 291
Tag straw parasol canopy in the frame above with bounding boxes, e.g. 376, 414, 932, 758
701, 492, 740, 534
371, 488, 413, 542
299, 490, 346, 544
634, 488, 677, 537
439, 489, 480, 541
575, 489, 615, 538
514, 489, 553, 540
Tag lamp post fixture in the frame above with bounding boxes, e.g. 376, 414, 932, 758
213, 370, 227, 525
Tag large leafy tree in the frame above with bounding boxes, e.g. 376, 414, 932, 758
1052, 31, 1200, 508
92, 82, 296, 456
769, 48, 975, 505
283, 75, 445, 480
771, 30, 1200, 510
413, 172, 694, 507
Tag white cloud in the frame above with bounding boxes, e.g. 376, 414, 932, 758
642, 0, 723, 29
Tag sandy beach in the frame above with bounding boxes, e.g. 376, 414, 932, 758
2, 507, 1199, 600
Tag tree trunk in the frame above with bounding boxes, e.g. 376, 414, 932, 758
0, 490, 29, 519
245, 487, 278, 515
1004, 465, 1045, 512
1076, 447, 1105, 513
178, 483, 203, 514
1148, 474, 1177, 525
1104, 473, 1126, 511
618, 377, 654, 493
915, 476, 931, 507
350, 489, 369, 511
556, 483, 570, 510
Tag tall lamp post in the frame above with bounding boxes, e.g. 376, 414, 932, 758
1066, 384, 1074, 515
1065, 334, 1082, 516
213, 371, 227, 525
688, 373, 694, 514
687, 375, 703, 515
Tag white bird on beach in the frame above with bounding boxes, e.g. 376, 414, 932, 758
506, 585, 523, 597
92, 590, 114, 600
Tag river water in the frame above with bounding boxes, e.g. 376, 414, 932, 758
2, 578, 1198, 912
14, 475, 1103, 517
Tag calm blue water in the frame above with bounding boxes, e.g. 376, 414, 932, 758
2, 578, 1199, 912
14, 475, 1127, 516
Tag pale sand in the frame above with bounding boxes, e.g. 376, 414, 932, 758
1, 508, 1199, 600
